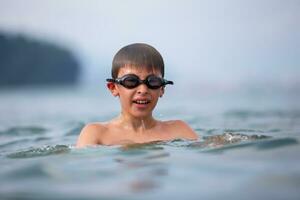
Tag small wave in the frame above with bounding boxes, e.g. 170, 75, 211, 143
204, 128, 219, 135
0, 126, 47, 136
188, 132, 270, 148
0, 138, 30, 149
204, 132, 270, 144
188, 132, 298, 153
197, 128, 265, 135
223, 128, 264, 133
34, 136, 51, 142
202, 138, 298, 153
7, 145, 70, 159
254, 138, 298, 150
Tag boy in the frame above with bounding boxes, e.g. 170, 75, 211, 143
76, 43, 198, 147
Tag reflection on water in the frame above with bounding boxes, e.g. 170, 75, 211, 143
0, 87, 300, 199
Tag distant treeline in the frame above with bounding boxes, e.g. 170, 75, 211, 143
0, 32, 80, 87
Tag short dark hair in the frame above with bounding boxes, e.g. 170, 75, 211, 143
111, 43, 164, 78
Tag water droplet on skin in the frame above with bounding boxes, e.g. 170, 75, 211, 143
141, 120, 146, 132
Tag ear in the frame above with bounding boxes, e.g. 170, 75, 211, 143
159, 86, 165, 98
107, 82, 119, 97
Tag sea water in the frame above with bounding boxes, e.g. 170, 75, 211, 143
0, 86, 299, 200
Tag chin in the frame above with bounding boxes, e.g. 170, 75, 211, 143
132, 110, 152, 118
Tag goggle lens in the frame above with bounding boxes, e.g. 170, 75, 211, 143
146, 76, 163, 89
123, 76, 140, 89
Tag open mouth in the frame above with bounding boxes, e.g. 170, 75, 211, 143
132, 100, 151, 105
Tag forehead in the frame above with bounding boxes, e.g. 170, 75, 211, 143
117, 65, 162, 78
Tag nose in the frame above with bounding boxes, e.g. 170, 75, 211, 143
137, 83, 149, 94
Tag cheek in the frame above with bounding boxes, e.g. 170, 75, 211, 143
118, 89, 133, 105
151, 90, 161, 101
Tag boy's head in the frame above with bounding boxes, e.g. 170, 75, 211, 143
107, 43, 173, 118
111, 43, 164, 78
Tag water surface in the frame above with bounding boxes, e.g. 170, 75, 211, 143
0, 87, 299, 200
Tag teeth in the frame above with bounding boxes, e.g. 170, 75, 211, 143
135, 100, 149, 104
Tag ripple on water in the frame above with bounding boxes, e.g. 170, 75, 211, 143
0, 126, 47, 136
189, 133, 298, 153
224, 109, 300, 119
7, 145, 70, 159
188, 132, 271, 149
3, 162, 52, 179
64, 122, 85, 136
254, 138, 298, 150
0, 138, 31, 149
224, 128, 264, 133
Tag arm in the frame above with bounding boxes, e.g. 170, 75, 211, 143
76, 124, 103, 148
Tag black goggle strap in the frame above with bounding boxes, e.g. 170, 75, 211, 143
106, 78, 114, 82
163, 80, 174, 85
106, 78, 121, 84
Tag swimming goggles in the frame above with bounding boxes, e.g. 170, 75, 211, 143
106, 74, 174, 89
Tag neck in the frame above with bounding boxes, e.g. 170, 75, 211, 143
116, 112, 156, 132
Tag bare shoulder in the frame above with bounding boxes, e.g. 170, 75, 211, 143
163, 120, 199, 140
76, 123, 108, 148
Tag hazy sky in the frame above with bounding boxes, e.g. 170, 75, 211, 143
0, 0, 299, 90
